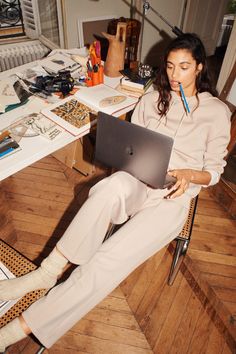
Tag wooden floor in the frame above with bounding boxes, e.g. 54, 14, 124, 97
1, 155, 236, 353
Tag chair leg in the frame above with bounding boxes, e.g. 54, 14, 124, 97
35, 346, 46, 354
168, 239, 189, 286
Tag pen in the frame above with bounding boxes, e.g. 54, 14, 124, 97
179, 83, 190, 114
0, 147, 14, 158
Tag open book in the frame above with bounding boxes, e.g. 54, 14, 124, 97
74, 84, 137, 116
41, 84, 137, 136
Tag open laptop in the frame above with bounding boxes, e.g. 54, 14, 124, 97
94, 112, 176, 189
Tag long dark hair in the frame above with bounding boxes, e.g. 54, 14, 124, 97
156, 33, 217, 116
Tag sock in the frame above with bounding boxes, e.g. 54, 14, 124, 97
0, 248, 68, 301
0, 317, 27, 352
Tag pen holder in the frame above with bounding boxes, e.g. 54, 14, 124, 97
92, 71, 99, 86
86, 77, 93, 87
98, 65, 104, 84
87, 71, 93, 79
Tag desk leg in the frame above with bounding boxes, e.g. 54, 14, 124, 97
0, 181, 17, 245
73, 136, 95, 176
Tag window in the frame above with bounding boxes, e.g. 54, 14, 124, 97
0, 0, 64, 49
0, 0, 25, 39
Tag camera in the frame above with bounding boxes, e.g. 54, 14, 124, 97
31, 71, 74, 96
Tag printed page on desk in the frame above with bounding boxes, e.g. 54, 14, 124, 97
74, 84, 138, 116
0, 262, 19, 317
41, 96, 97, 136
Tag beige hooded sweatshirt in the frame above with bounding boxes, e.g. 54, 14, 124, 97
131, 90, 231, 198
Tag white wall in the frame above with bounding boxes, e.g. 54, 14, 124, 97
62, 0, 131, 48
62, 0, 184, 66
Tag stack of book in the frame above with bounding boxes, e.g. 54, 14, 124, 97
117, 68, 155, 97
0, 131, 21, 160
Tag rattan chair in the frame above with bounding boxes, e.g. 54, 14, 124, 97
104, 196, 198, 286
0, 240, 47, 353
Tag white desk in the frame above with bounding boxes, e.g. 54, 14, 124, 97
0, 62, 137, 181
0, 97, 79, 181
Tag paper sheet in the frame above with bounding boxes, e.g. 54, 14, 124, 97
0, 78, 20, 107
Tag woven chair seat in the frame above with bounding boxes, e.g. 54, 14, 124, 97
178, 197, 198, 240
0, 240, 47, 328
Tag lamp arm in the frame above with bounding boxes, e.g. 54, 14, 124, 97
142, 0, 183, 36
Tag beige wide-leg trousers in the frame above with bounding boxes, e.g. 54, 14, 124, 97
22, 171, 190, 348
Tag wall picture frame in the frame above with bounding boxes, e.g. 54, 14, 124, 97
77, 15, 117, 48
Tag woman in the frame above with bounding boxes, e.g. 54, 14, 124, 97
0, 33, 231, 351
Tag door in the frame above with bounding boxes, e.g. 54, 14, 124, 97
183, 0, 229, 56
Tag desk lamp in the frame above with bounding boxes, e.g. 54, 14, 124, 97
138, 0, 183, 63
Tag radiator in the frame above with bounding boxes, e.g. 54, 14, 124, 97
0, 40, 50, 72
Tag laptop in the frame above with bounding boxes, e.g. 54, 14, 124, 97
94, 112, 176, 189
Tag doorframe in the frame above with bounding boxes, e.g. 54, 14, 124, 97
217, 18, 236, 94
183, 0, 229, 56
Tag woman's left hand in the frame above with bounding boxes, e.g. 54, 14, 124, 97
165, 169, 193, 199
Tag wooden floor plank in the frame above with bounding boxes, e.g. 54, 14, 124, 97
152, 276, 195, 353
50, 332, 153, 354
188, 250, 236, 267
187, 307, 214, 354
202, 273, 236, 289
122, 247, 167, 313
195, 260, 236, 279
190, 231, 236, 254
212, 286, 236, 303
72, 318, 151, 349
84, 307, 141, 331
205, 324, 226, 354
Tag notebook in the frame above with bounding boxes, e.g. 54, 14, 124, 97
94, 112, 176, 189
